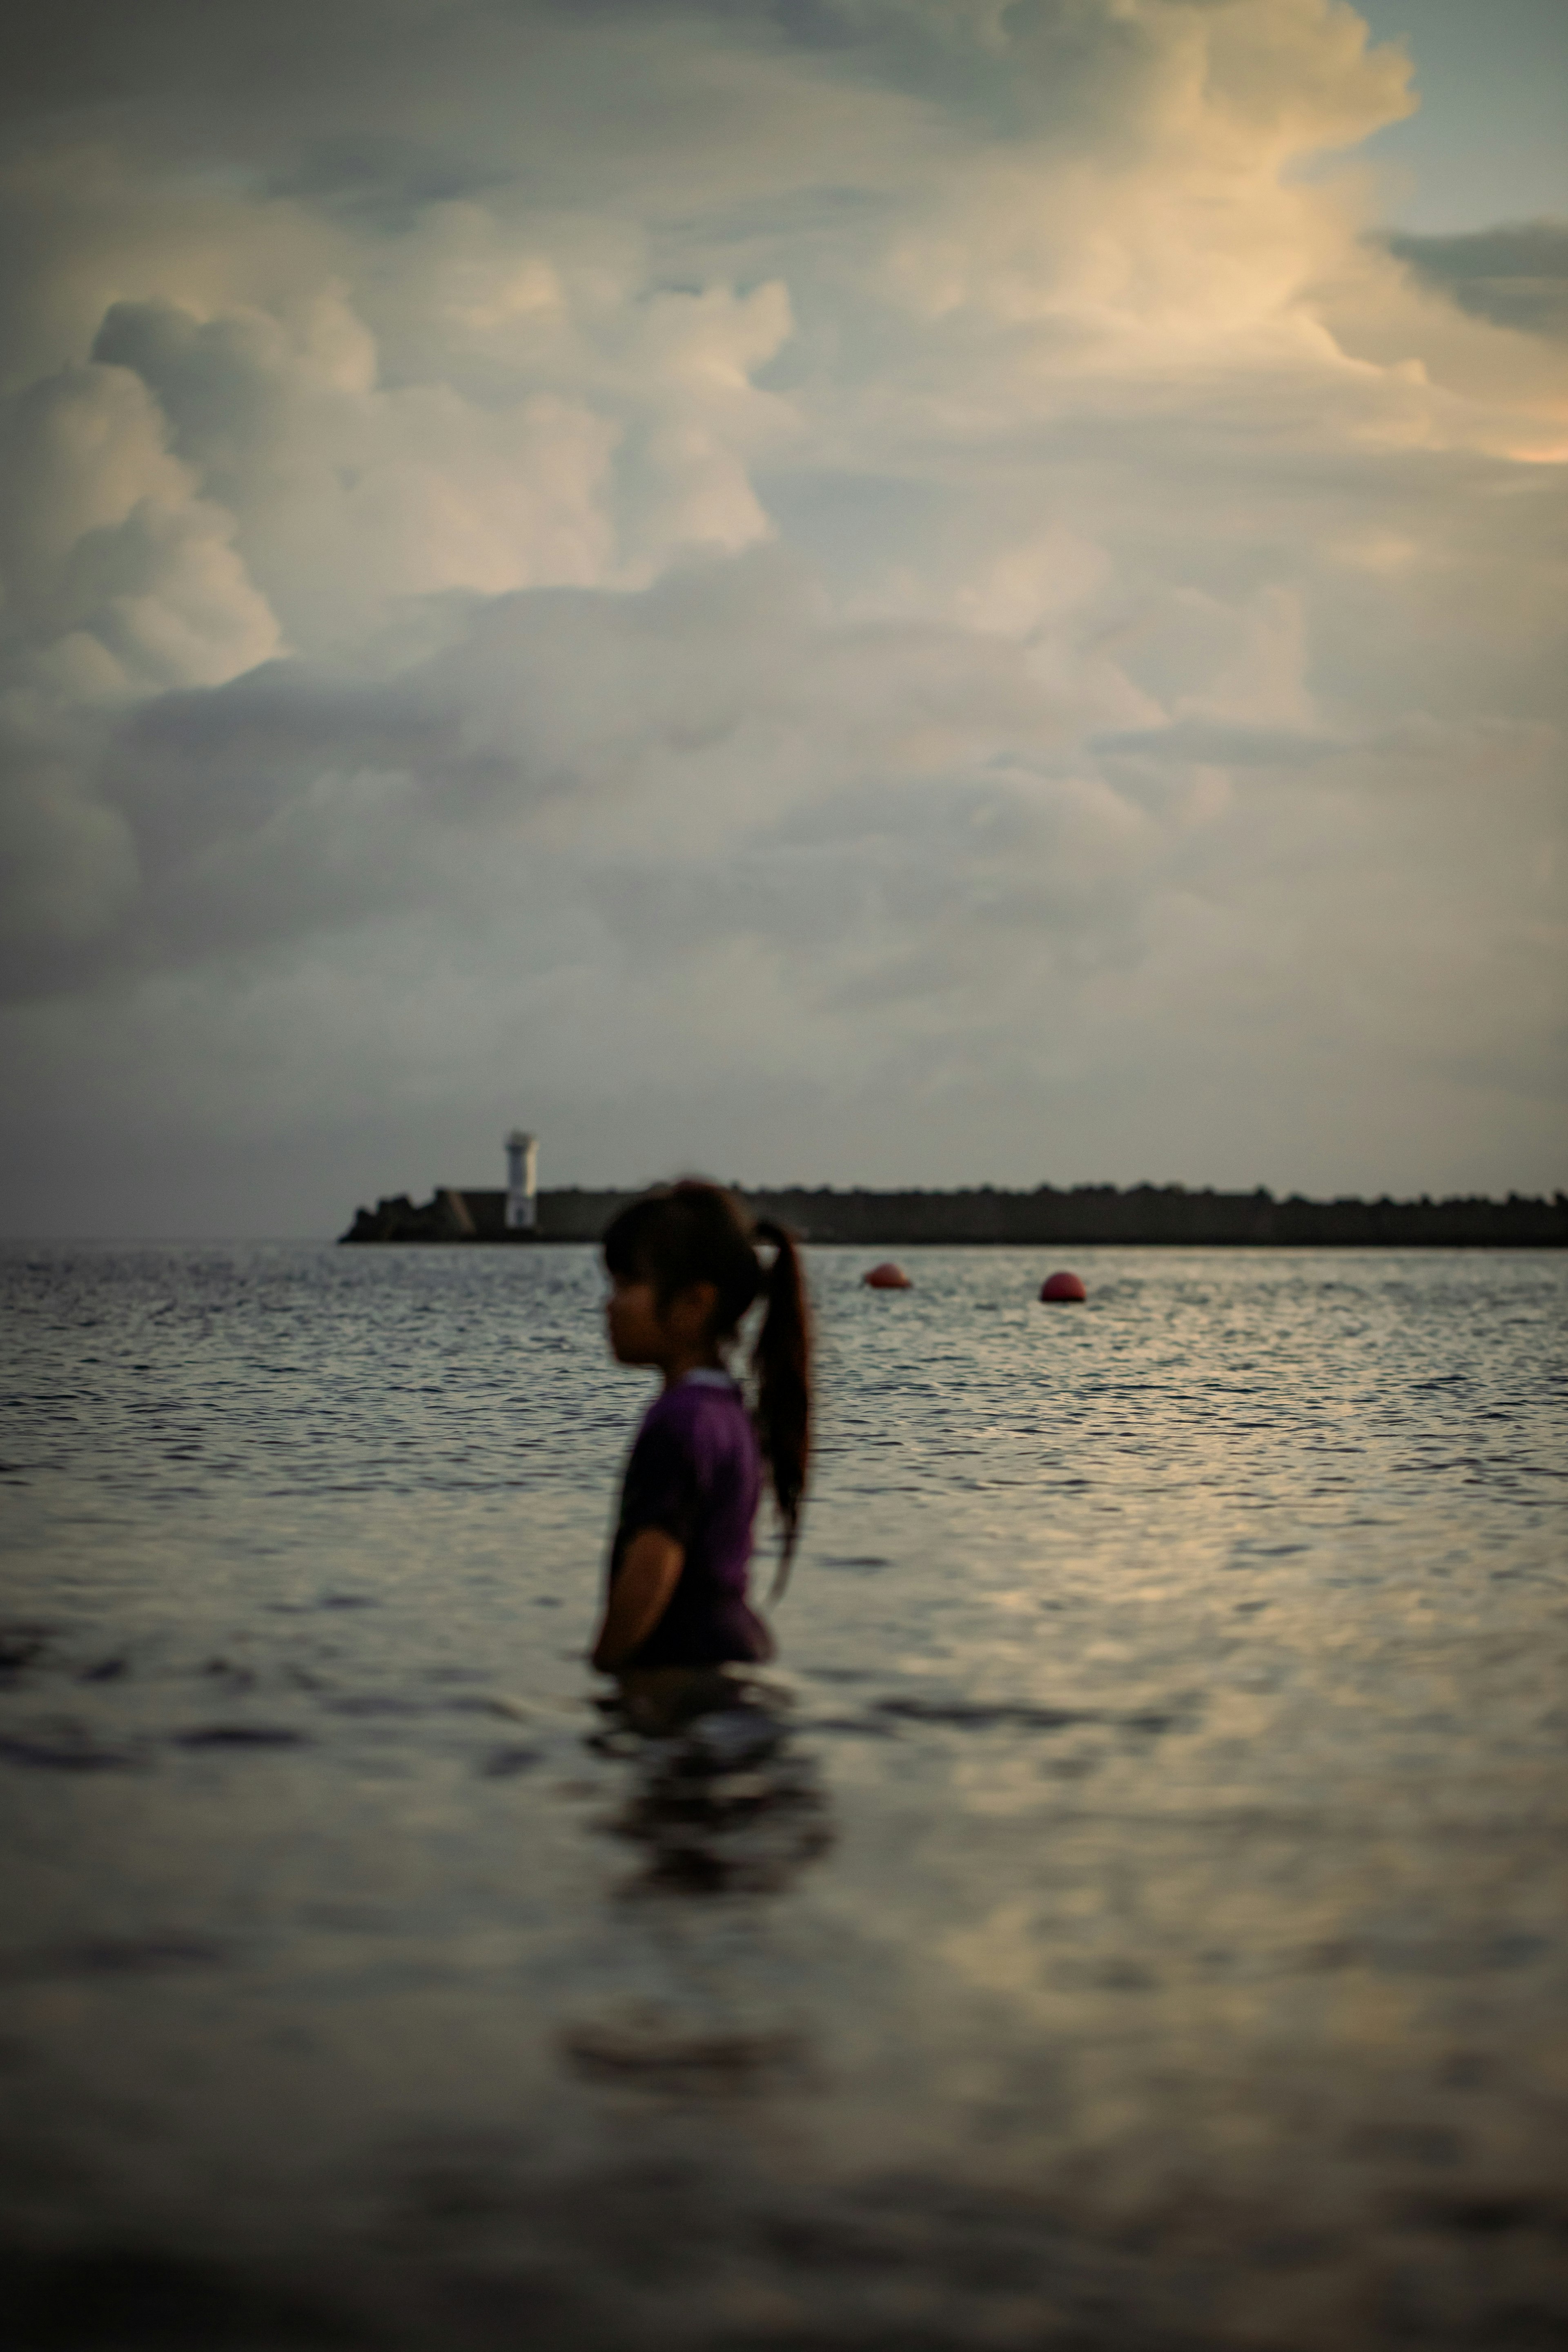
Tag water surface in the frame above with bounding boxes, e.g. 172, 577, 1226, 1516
2, 1243, 1565, 2349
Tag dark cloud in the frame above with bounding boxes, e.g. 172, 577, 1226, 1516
262, 139, 511, 232
1092, 721, 1343, 768
4, 546, 1083, 996
1384, 220, 1568, 341
92, 303, 290, 497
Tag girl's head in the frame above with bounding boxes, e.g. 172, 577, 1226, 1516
602, 1180, 812, 1565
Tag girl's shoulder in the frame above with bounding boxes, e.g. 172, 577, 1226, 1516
641, 1373, 752, 1446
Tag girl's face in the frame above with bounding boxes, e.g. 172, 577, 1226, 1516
604, 1274, 666, 1366
604, 1271, 721, 1368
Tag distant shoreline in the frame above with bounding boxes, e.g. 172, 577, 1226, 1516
341, 1185, 1566, 1249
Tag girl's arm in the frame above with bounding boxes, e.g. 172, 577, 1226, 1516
591, 1528, 685, 1670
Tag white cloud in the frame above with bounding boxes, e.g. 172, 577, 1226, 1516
0, 0, 1563, 1228
0, 361, 281, 693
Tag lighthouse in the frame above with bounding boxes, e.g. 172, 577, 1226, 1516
505, 1130, 539, 1232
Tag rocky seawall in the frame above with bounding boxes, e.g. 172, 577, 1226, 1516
341, 1184, 1567, 1247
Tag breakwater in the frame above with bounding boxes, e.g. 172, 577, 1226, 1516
340, 1183, 1566, 1247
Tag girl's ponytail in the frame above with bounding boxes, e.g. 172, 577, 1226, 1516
751, 1218, 812, 1591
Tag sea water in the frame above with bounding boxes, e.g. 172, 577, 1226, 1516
1, 1242, 1564, 2350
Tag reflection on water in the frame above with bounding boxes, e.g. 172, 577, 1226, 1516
0, 1241, 1565, 2349
599, 1677, 832, 1899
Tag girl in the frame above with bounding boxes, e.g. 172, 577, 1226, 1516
591, 1181, 811, 1690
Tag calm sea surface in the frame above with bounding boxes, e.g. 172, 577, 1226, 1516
2, 1242, 1565, 2350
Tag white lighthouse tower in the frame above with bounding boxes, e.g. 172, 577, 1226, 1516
505, 1130, 539, 1232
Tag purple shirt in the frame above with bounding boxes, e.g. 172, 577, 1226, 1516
609, 1371, 772, 1668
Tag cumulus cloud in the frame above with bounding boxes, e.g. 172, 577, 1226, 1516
0, 0, 1563, 1229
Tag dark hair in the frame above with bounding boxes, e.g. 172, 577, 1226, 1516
603, 1180, 812, 1582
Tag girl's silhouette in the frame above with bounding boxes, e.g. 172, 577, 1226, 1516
592, 1182, 811, 1716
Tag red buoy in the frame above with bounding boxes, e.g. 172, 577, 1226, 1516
1039, 1270, 1087, 1302
864, 1261, 912, 1290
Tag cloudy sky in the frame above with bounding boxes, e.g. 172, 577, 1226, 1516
1, 0, 1563, 1235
